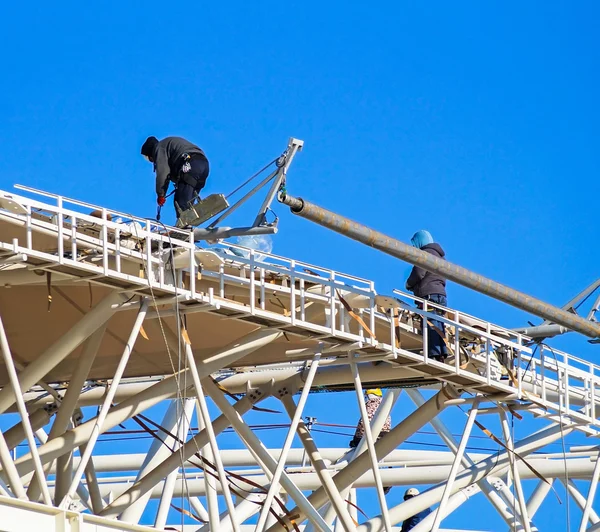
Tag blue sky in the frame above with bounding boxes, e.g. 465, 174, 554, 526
1, 1, 599, 529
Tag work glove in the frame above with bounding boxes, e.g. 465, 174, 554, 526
157, 196, 166, 207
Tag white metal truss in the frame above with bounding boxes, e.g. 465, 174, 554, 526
0, 185, 596, 531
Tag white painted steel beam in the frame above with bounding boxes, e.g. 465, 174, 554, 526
281, 395, 357, 532
266, 386, 458, 532
357, 422, 575, 531
0, 313, 52, 505
13, 328, 282, 480
153, 398, 195, 529
204, 377, 331, 532
406, 389, 524, 529
60, 301, 150, 509
255, 353, 322, 532
120, 399, 193, 524
525, 479, 553, 518
183, 339, 240, 532
0, 292, 122, 416
98, 328, 282, 518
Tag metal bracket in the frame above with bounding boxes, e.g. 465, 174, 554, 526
193, 137, 304, 242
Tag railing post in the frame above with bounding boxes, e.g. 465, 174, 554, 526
454, 311, 461, 373
423, 301, 429, 364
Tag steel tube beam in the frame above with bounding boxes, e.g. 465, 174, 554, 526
183, 341, 239, 532
46, 459, 600, 500
512, 324, 568, 338
430, 404, 478, 532
255, 354, 322, 532
13, 328, 281, 480
579, 455, 600, 532
60, 300, 149, 508
499, 411, 531, 532
266, 387, 457, 532
406, 389, 521, 528
0, 313, 52, 505
0, 292, 122, 415
98, 326, 281, 520
0, 430, 26, 499
357, 422, 575, 531
204, 377, 331, 532
526, 479, 553, 518
279, 194, 600, 338
349, 358, 391, 532
196, 407, 220, 529
189, 497, 210, 523
120, 399, 190, 524
154, 399, 195, 529
4, 409, 52, 451
563, 479, 600, 525
78, 438, 104, 514
281, 395, 357, 532
30, 326, 106, 504
411, 485, 480, 532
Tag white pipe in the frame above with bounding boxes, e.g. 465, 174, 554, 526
281, 395, 357, 532
0, 430, 26, 499
579, 454, 600, 532
39, 458, 600, 500
185, 341, 240, 532
0, 292, 122, 416
154, 399, 195, 529
255, 353, 322, 532
98, 329, 282, 519
499, 410, 532, 532
120, 399, 187, 524
411, 485, 480, 532
526, 479, 553, 518
562, 479, 600, 525
0, 313, 52, 505
349, 357, 391, 531
357, 422, 574, 531
266, 387, 457, 532
60, 301, 149, 508
204, 377, 331, 532
196, 406, 220, 529
431, 404, 478, 532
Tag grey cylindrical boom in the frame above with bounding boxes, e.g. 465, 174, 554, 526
280, 194, 600, 339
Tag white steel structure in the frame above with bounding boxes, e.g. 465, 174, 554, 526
0, 144, 597, 531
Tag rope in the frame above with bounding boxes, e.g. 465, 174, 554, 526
225, 157, 279, 199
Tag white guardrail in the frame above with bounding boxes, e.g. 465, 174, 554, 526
0, 187, 598, 430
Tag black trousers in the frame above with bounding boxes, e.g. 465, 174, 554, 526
174, 157, 210, 217
417, 294, 448, 360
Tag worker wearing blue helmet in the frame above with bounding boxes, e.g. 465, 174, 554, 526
405, 230, 448, 362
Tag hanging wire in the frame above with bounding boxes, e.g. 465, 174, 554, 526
225, 157, 279, 199
542, 342, 571, 532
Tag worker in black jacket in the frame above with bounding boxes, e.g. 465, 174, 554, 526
401, 488, 431, 531
405, 230, 448, 362
141, 136, 210, 219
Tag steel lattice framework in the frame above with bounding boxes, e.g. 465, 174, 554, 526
0, 164, 597, 531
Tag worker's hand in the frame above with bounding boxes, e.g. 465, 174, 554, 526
157, 196, 166, 207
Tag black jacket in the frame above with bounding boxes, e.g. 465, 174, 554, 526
153, 137, 207, 196
401, 508, 431, 531
405, 243, 447, 298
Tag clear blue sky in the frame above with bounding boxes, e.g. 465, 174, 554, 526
1, 1, 599, 530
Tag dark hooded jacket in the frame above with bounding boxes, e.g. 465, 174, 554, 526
405, 243, 447, 298
152, 137, 207, 196
401, 507, 431, 531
